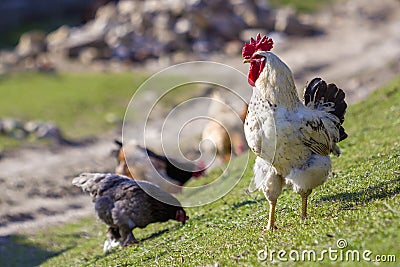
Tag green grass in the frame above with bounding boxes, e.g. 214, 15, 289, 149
2, 78, 400, 267
0, 72, 205, 151
268, 0, 334, 13
0, 72, 147, 149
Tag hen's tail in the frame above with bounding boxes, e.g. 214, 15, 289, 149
72, 173, 113, 199
304, 78, 348, 141
73, 173, 134, 199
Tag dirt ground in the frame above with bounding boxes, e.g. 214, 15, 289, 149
0, 0, 400, 236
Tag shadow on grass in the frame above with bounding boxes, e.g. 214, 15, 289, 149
317, 177, 400, 209
140, 229, 169, 242
0, 235, 72, 267
232, 199, 261, 209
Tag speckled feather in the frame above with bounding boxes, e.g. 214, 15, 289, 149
72, 173, 186, 251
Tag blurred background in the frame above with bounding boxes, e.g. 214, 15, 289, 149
1, 0, 399, 151
0, 0, 324, 72
0, 0, 399, 251
1, 0, 398, 88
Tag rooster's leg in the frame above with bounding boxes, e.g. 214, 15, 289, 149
300, 190, 312, 220
260, 170, 283, 231
267, 200, 277, 230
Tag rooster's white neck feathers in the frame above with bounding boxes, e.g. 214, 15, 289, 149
255, 52, 300, 109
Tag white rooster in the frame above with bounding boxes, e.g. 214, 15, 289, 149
242, 34, 347, 230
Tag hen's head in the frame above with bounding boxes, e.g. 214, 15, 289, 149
242, 33, 274, 87
175, 209, 189, 225
192, 161, 206, 178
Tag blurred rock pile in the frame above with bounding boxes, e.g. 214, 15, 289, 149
0, 0, 318, 73
0, 118, 85, 146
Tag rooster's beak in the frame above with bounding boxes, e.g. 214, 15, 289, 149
243, 58, 251, 64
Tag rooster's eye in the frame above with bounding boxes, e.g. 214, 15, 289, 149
252, 55, 265, 61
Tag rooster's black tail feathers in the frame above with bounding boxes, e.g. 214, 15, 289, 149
304, 78, 348, 141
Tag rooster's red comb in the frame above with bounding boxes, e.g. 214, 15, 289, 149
242, 33, 273, 59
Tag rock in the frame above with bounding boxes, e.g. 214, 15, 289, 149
117, 0, 137, 15
231, 0, 259, 27
153, 13, 176, 49
60, 27, 110, 58
174, 18, 192, 35
79, 47, 100, 64
0, 119, 27, 139
46, 26, 71, 53
0, 51, 19, 66
240, 28, 268, 41
5, 0, 321, 69
210, 13, 246, 39
2, 119, 22, 133
111, 44, 131, 61
192, 38, 213, 54
95, 2, 118, 22
171, 51, 189, 63
34, 122, 61, 140
22, 119, 85, 145
105, 23, 135, 47
0, 50, 18, 74
26, 120, 67, 144
16, 31, 47, 58
274, 7, 318, 36
24, 121, 41, 133
46, 3, 116, 60
224, 40, 243, 56
35, 53, 56, 72
167, 0, 187, 15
